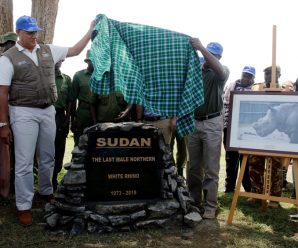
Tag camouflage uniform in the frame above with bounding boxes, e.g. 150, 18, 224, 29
248, 155, 283, 196
249, 81, 283, 197
71, 69, 93, 146
52, 71, 72, 190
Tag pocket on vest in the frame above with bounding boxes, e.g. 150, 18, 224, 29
42, 65, 54, 76
11, 86, 39, 105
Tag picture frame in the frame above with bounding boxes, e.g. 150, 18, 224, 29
226, 91, 298, 155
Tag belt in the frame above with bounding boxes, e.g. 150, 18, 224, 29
195, 112, 221, 121
37, 103, 52, 109
144, 116, 168, 121
11, 103, 52, 109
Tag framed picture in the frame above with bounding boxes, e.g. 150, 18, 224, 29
226, 91, 298, 155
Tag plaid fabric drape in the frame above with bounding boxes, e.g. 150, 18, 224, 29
89, 14, 204, 137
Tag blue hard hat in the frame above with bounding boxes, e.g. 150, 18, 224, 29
242, 66, 256, 76
206, 42, 223, 56
16, 16, 43, 32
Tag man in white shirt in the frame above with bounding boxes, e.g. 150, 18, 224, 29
0, 15, 94, 226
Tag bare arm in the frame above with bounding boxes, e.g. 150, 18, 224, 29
114, 104, 133, 122
170, 117, 177, 133
67, 20, 95, 58
136, 105, 144, 122
190, 37, 226, 80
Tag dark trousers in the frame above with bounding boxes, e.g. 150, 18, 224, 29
170, 131, 187, 177
223, 128, 251, 192
248, 156, 282, 196
52, 111, 69, 191
72, 105, 93, 146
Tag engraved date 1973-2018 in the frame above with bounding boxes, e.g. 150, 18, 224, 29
110, 190, 137, 196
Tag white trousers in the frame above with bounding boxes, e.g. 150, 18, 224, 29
9, 106, 56, 210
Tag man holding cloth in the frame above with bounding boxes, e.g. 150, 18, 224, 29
188, 38, 229, 219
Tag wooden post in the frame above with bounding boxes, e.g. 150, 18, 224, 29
293, 159, 298, 208
262, 157, 273, 210
271, 25, 277, 89
264, 25, 280, 92
227, 151, 298, 224
227, 154, 248, 224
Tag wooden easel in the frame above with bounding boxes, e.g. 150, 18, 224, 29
227, 25, 298, 224
227, 151, 298, 224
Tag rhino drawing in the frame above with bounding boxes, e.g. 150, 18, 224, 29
252, 103, 298, 144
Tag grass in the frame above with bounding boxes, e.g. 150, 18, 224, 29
0, 133, 297, 248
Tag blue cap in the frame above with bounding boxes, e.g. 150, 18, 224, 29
242, 66, 256, 76
206, 42, 223, 57
16, 16, 43, 32
199, 56, 205, 65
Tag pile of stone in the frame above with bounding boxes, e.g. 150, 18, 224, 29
44, 122, 202, 235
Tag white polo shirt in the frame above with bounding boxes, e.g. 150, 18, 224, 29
0, 42, 68, 86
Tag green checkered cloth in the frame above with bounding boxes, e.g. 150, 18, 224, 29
89, 14, 204, 137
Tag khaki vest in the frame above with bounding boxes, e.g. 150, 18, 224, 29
3, 45, 57, 107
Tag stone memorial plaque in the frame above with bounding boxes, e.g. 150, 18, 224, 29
85, 128, 162, 201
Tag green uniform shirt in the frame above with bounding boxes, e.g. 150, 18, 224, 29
54, 71, 72, 109
195, 66, 229, 117
71, 69, 93, 104
91, 91, 128, 122
71, 69, 93, 139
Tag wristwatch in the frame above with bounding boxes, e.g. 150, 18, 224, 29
0, 122, 8, 128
